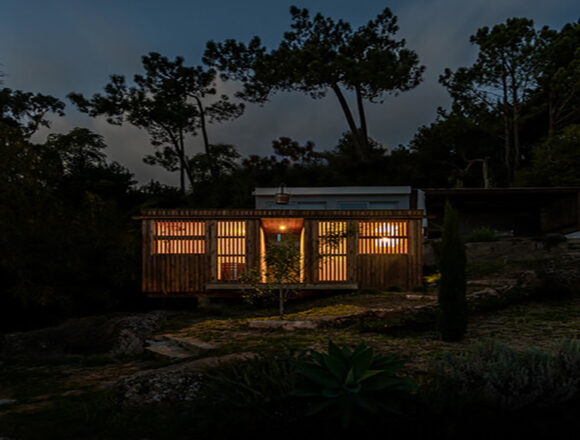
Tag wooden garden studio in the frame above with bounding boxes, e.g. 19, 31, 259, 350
138, 209, 423, 297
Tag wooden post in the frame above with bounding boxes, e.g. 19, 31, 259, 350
347, 220, 357, 282
208, 220, 217, 282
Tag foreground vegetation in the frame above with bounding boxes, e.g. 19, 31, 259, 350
1, 282, 579, 439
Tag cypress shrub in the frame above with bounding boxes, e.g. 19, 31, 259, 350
437, 201, 467, 341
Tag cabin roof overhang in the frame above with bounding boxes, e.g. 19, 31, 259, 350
135, 208, 425, 220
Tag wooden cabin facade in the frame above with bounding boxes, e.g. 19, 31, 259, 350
138, 209, 423, 296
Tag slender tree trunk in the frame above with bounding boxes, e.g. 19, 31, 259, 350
178, 147, 185, 194
512, 84, 520, 171
482, 157, 489, 189
355, 85, 369, 153
331, 83, 368, 161
167, 128, 195, 193
502, 74, 512, 180
178, 129, 197, 193
174, 131, 185, 194
192, 95, 218, 179
548, 88, 554, 141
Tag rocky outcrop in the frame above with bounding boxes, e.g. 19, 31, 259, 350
109, 312, 169, 356
423, 238, 569, 266
1, 312, 168, 357
113, 352, 256, 407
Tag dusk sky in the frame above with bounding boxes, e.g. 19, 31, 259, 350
2, 0, 579, 186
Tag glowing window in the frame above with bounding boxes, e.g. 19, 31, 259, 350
358, 221, 408, 254
217, 221, 246, 281
317, 221, 347, 282
153, 221, 205, 254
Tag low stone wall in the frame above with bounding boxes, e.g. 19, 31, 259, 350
423, 239, 568, 266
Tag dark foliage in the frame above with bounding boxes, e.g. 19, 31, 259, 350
437, 202, 468, 341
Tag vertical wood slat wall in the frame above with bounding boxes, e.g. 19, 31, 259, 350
217, 221, 246, 281
316, 221, 347, 282
142, 219, 209, 294
354, 219, 421, 290
141, 212, 423, 295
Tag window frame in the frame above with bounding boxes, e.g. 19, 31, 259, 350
152, 220, 206, 255
358, 220, 409, 255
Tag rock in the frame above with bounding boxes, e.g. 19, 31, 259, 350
467, 279, 518, 287
0, 399, 16, 406
516, 270, 541, 289
145, 340, 195, 360
109, 312, 168, 356
151, 335, 216, 353
405, 294, 431, 300
247, 320, 318, 330
144, 335, 217, 360
114, 352, 256, 407
0, 312, 167, 357
468, 287, 499, 299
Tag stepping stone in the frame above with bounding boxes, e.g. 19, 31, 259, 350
149, 335, 216, 355
167, 336, 216, 353
145, 340, 194, 360
248, 320, 318, 330
405, 294, 431, 300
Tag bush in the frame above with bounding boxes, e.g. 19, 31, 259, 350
430, 339, 580, 411
197, 354, 302, 436
437, 202, 468, 341
201, 355, 298, 408
465, 226, 498, 243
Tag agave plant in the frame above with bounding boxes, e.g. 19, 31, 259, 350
291, 340, 415, 428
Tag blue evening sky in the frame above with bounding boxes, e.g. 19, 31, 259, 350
2, 0, 579, 185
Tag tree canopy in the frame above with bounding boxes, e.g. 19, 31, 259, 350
203, 5, 424, 161
69, 52, 244, 193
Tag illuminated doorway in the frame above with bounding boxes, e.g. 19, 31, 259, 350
260, 218, 305, 282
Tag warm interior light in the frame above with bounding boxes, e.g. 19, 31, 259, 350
279, 225, 287, 230
358, 221, 408, 254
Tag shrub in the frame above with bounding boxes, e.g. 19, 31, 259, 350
291, 340, 415, 428
424, 272, 441, 286
196, 354, 302, 436
431, 339, 580, 411
533, 233, 567, 250
465, 226, 498, 243
437, 201, 468, 341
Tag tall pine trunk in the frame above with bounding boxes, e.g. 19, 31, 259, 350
331, 83, 369, 161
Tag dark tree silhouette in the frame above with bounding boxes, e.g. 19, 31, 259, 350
204, 6, 424, 161
440, 18, 540, 180
69, 52, 244, 193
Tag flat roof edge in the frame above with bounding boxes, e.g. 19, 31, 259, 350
135, 208, 425, 220
253, 186, 412, 196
